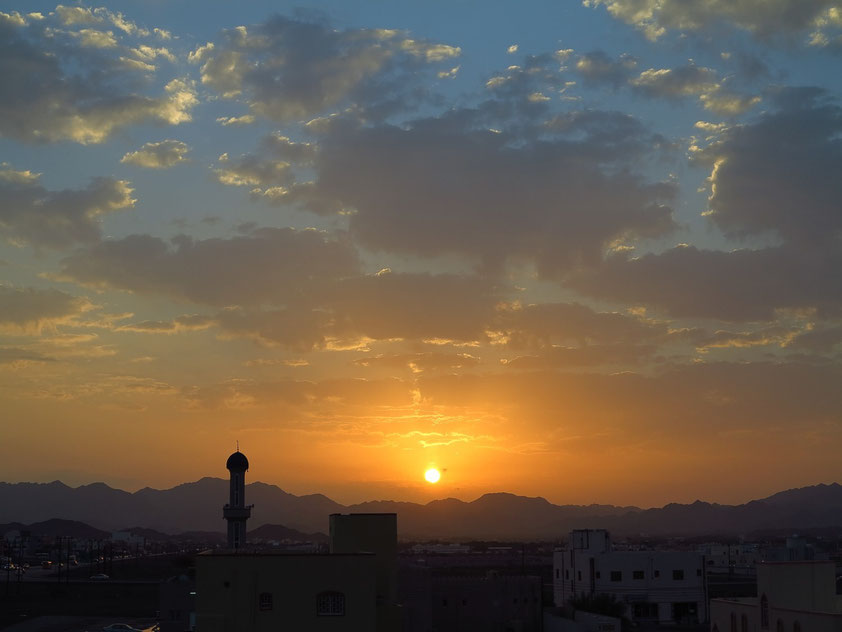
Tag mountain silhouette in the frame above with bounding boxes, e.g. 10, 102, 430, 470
1, 480, 840, 539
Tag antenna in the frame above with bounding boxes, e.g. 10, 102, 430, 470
236, 440, 239, 452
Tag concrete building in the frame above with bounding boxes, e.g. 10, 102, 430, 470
554, 529, 708, 626
710, 561, 842, 632
196, 451, 400, 631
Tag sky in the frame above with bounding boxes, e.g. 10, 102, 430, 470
2, 0, 842, 508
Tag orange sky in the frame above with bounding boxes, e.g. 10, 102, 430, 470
1, 1, 841, 509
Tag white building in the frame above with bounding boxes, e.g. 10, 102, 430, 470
710, 561, 842, 632
553, 529, 708, 626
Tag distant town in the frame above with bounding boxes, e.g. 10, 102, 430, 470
2, 452, 841, 631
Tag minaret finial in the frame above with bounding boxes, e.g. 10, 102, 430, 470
236, 439, 239, 452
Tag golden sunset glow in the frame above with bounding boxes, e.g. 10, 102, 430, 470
0, 0, 840, 511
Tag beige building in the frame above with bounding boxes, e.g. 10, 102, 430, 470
710, 561, 842, 632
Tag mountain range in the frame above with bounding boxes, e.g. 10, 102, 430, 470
1, 479, 841, 539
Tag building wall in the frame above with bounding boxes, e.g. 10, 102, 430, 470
757, 561, 837, 612
554, 548, 707, 624
710, 598, 842, 632
330, 513, 398, 604
195, 552, 378, 632
431, 573, 542, 632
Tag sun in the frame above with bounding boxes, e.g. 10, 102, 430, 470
424, 468, 441, 484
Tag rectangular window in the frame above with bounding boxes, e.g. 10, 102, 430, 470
577, 571, 582, 581
610, 571, 622, 582
258, 593, 273, 612
317, 592, 345, 616
555, 569, 559, 579
595, 571, 600, 579
565, 569, 569, 579
672, 569, 684, 580
654, 570, 660, 578
633, 570, 644, 580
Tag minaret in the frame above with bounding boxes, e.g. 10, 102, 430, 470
223, 449, 252, 549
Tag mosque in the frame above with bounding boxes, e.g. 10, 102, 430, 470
196, 449, 401, 631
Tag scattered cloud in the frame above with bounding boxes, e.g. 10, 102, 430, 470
0, 165, 134, 248
121, 140, 190, 169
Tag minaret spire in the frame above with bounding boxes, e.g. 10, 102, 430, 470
223, 450, 252, 549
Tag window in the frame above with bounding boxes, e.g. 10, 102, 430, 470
776, 620, 784, 632
442, 598, 448, 607
577, 570, 582, 581
654, 570, 660, 578
595, 571, 600, 579
316, 591, 345, 616
565, 569, 569, 579
555, 569, 559, 579
697, 568, 702, 576
633, 570, 644, 580
741, 614, 748, 632
610, 571, 622, 582
793, 622, 801, 632
730, 612, 737, 632
259, 592, 273, 612
672, 569, 684, 580
760, 594, 769, 629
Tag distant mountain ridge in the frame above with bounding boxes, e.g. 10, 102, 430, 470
1, 479, 840, 539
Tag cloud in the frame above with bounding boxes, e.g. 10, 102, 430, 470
300, 111, 674, 275
0, 347, 56, 364
120, 140, 190, 169
355, 352, 480, 373
0, 285, 93, 334
566, 244, 842, 321
503, 343, 658, 368
0, 165, 134, 248
190, 15, 460, 122
58, 227, 360, 307
116, 314, 215, 334
0, 12, 196, 143
584, 0, 842, 43
575, 51, 637, 87
492, 301, 669, 348
695, 87, 842, 247
631, 64, 719, 98
565, 89, 842, 321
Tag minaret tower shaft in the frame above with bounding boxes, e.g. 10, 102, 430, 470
223, 449, 253, 549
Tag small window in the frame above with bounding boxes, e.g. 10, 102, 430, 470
565, 569, 569, 579
730, 612, 737, 632
259, 592, 273, 612
654, 570, 660, 578
462, 599, 467, 606
633, 570, 644, 580
793, 622, 801, 632
760, 594, 769, 629
776, 620, 784, 632
577, 570, 582, 581
697, 568, 702, 576
317, 591, 345, 616
442, 598, 448, 607
595, 571, 600, 579
742, 614, 749, 632
610, 571, 622, 582
672, 569, 684, 580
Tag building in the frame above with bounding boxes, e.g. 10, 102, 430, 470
710, 561, 842, 632
195, 451, 400, 631
553, 529, 708, 626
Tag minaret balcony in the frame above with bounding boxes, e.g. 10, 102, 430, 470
223, 504, 253, 519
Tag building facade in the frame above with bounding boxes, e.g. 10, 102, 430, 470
553, 529, 708, 626
710, 561, 842, 632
